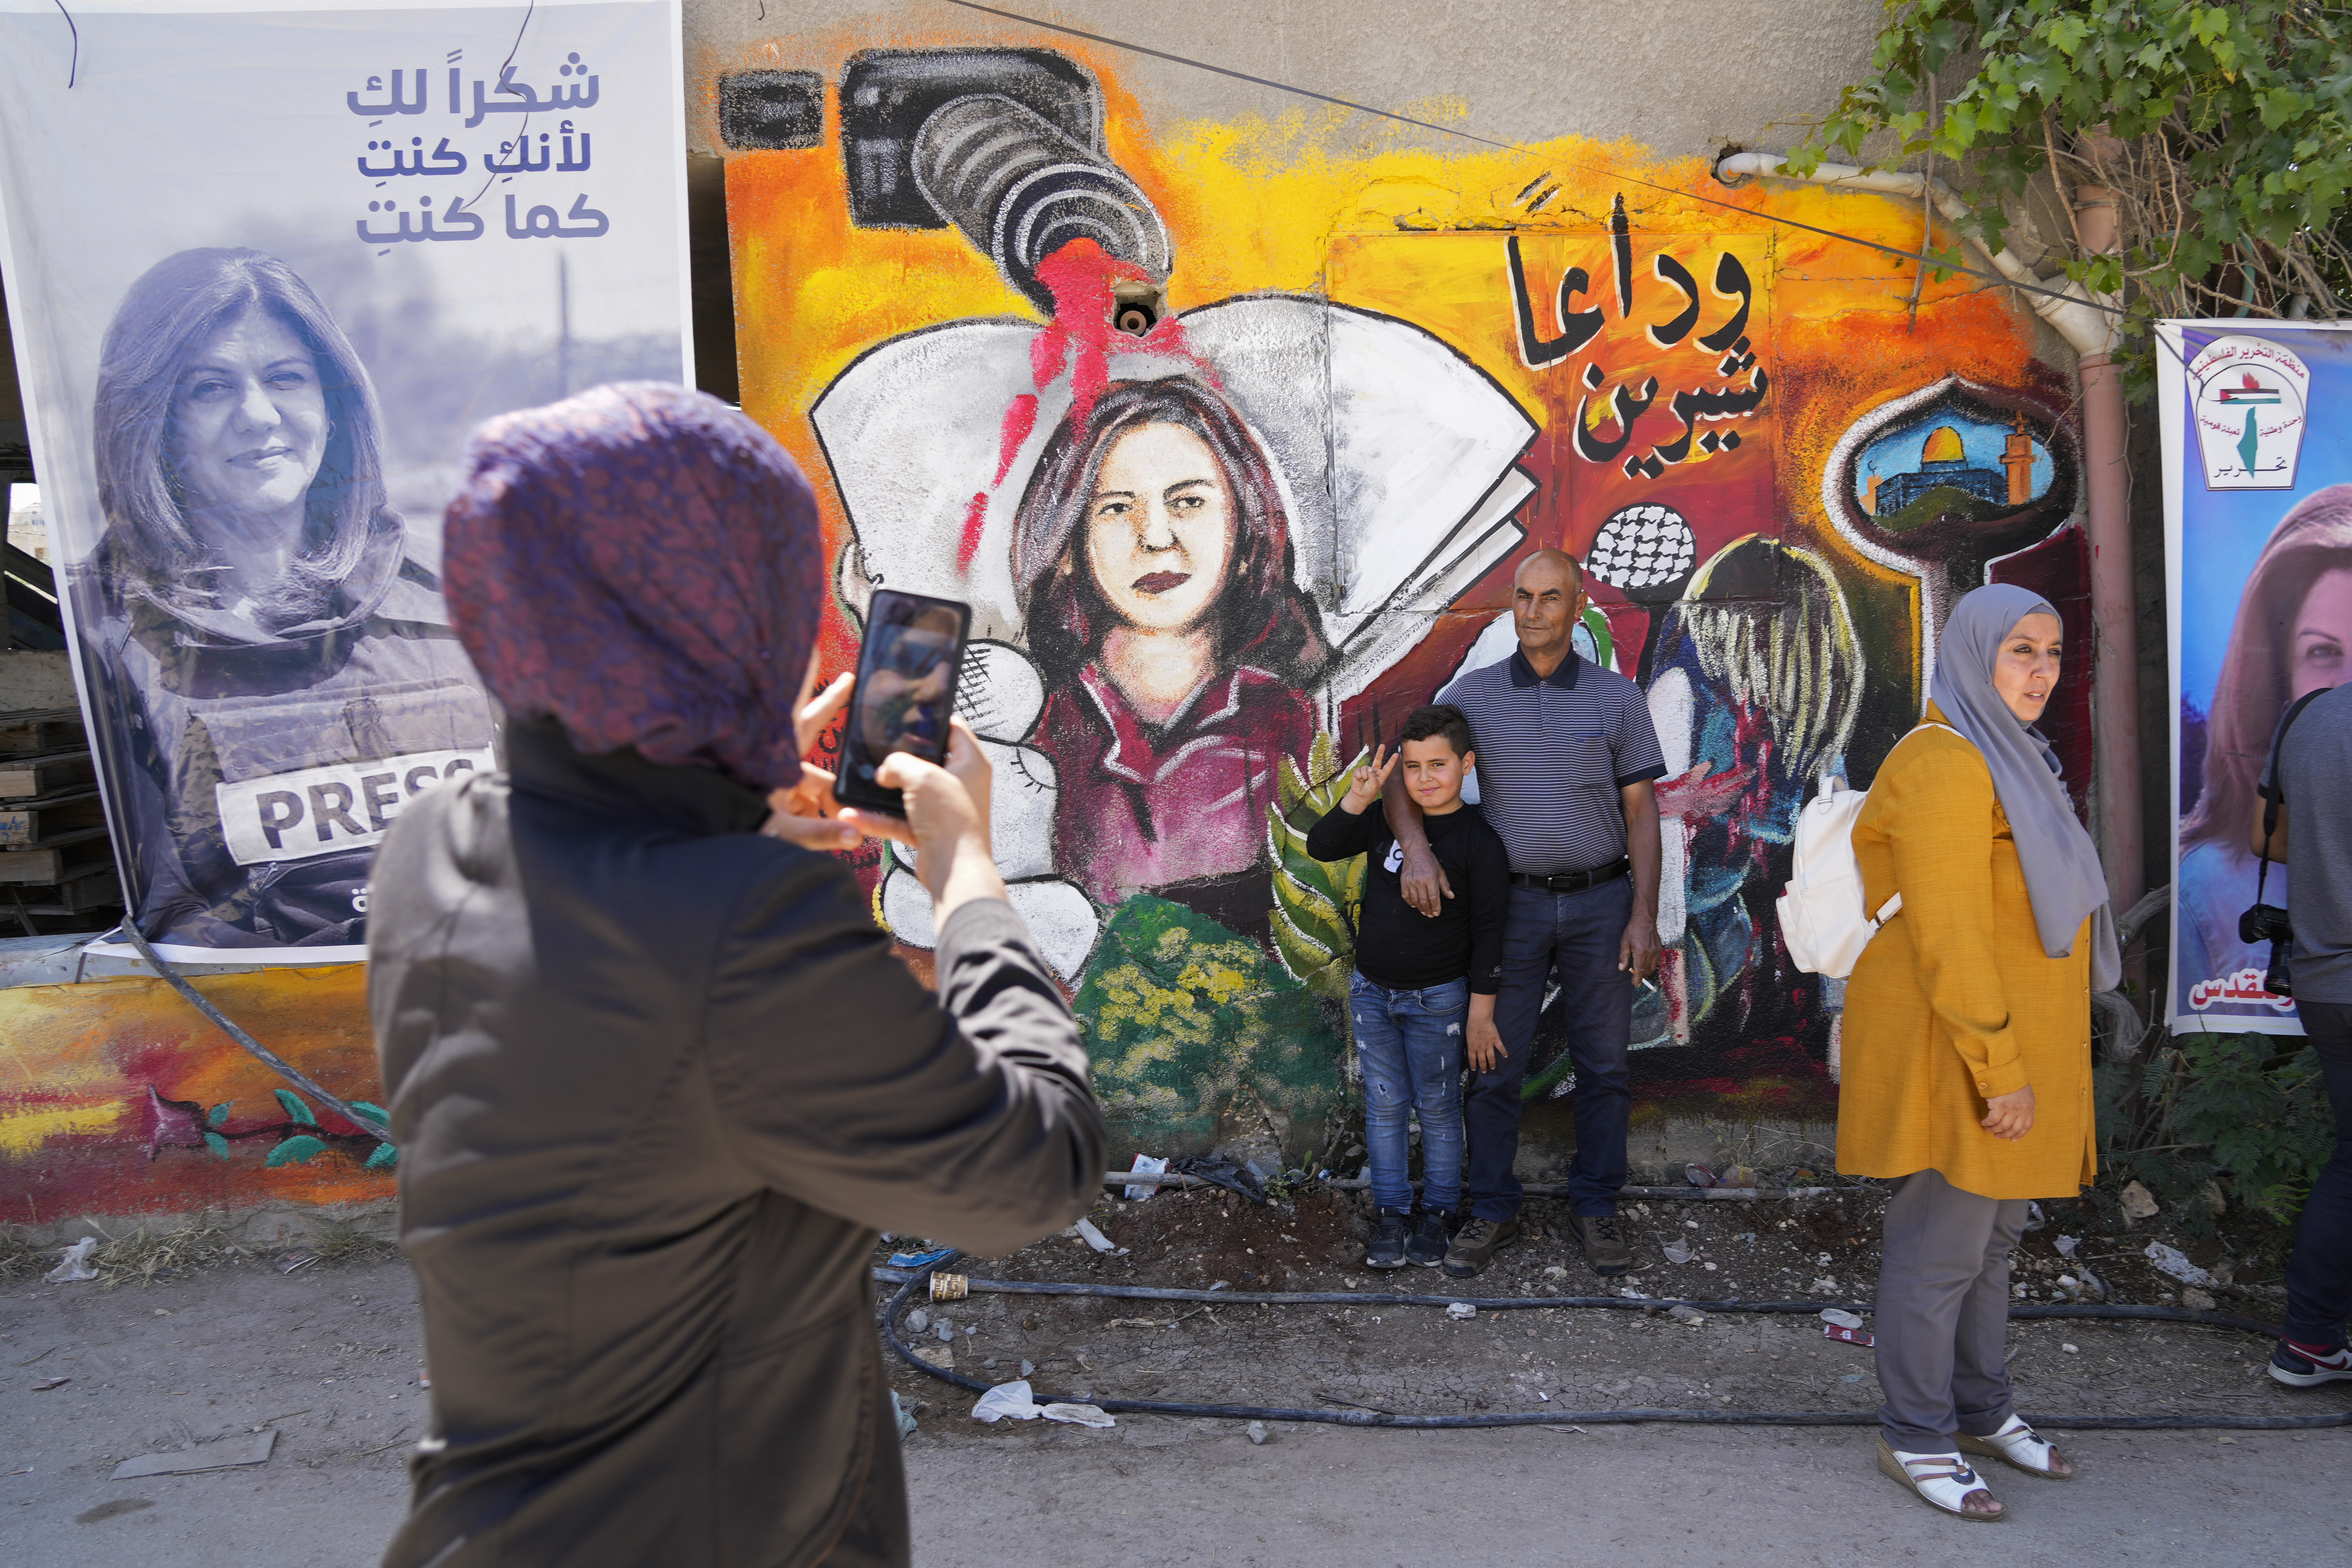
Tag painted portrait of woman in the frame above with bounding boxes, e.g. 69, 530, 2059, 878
84, 246, 492, 952
1010, 376, 1327, 918
2177, 484, 2352, 1006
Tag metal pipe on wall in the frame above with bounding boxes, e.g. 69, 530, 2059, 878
2069, 183, 2144, 915
1714, 153, 2139, 911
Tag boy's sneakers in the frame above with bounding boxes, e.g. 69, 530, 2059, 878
1365, 1210, 1412, 1270
1569, 1213, 1632, 1276
1442, 1215, 1521, 1278
2270, 1339, 2352, 1387
1407, 1210, 1453, 1267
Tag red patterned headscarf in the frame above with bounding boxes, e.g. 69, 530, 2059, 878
443, 382, 824, 790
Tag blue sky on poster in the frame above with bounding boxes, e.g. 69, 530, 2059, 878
0, 0, 688, 556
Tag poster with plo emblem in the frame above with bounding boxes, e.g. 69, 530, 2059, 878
2161, 321, 2351, 1034
0, 0, 691, 961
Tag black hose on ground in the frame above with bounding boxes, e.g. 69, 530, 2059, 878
873, 1256, 2352, 1432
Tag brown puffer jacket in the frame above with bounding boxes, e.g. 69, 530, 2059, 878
367, 719, 1105, 1567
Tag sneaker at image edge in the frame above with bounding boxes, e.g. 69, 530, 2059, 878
2270, 1340, 2352, 1387
1364, 1210, 1410, 1270
1442, 1215, 1521, 1278
1407, 1210, 1453, 1267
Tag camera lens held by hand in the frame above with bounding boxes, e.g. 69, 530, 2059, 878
2238, 903, 2295, 997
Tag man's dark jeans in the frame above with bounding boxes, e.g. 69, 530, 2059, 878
1468, 878, 1633, 1220
2284, 998, 2352, 1347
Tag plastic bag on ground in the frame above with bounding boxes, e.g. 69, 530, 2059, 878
1124, 1155, 1169, 1201
1041, 1402, 1115, 1428
1072, 1218, 1127, 1254
972, 1381, 1046, 1423
44, 1237, 97, 1283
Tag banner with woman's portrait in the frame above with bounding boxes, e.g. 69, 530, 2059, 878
0, 0, 690, 961
2161, 320, 2352, 1034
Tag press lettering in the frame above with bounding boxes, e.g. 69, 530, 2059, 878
256, 790, 304, 850
310, 782, 366, 842
360, 771, 403, 831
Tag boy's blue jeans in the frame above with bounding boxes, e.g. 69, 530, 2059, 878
1349, 970, 1469, 1214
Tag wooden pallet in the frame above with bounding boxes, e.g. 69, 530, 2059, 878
0, 783, 103, 848
4, 861, 121, 917
0, 697, 121, 933
0, 824, 111, 884
0, 745, 94, 799
0, 706, 83, 757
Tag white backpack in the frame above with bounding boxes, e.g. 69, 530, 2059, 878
1775, 724, 1956, 978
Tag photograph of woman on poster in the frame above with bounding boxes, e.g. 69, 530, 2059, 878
2178, 484, 2352, 1006
82, 246, 492, 951
1011, 377, 1327, 922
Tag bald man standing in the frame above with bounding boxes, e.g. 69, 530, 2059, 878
1383, 551, 1665, 1279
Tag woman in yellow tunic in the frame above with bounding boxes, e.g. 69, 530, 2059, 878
1842, 583, 2120, 1522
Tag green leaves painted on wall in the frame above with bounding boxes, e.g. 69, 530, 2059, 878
1074, 896, 1345, 1147
1267, 734, 1365, 1003
161, 1091, 399, 1172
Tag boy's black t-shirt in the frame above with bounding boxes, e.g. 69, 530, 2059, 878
1305, 799, 1509, 993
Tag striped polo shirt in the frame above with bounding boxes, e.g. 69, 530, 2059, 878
1438, 649, 1667, 875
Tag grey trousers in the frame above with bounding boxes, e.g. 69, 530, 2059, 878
1873, 1167, 2030, 1449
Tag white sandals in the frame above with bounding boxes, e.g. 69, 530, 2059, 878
1957, 1415, 2075, 1479
1876, 1440, 2006, 1521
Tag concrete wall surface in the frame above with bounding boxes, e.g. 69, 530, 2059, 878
681, 0, 1887, 159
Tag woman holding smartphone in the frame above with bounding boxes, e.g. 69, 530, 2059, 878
367, 383, 1106, 1568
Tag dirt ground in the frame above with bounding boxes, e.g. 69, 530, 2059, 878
1, 1185, 2346, 1567
885, 1182, 2327, 1426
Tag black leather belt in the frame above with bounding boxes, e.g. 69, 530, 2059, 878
1510, 858, 1630, 893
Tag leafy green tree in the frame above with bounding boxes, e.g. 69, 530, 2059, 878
1792, 1, 2351, 391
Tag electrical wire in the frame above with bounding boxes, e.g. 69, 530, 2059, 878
938, 0, 2133, 323
119, 923, 390, 1138
875, 1254, 2352, 1432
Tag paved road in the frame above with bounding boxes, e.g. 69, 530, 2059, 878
5, 1256, 2344, 1567
907, 1418, 2347, 1567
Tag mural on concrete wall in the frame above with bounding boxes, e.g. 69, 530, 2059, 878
711, 34, 2091, 1153
0, 32, 2106, 1210
1, 969, 394, 1224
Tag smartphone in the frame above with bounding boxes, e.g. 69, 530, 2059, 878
834, 589, 972, 816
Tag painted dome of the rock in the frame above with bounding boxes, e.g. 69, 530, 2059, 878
1921, 425, 1967, 465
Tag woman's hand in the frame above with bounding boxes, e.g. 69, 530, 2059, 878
760, 665, 862, 853
1343, 744, 1398, 815
761, 666, 859, 852
1981, 1084, 2036, 1141
863, 719, 1004, 923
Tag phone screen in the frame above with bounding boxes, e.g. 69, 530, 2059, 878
838, 591, 969, 814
